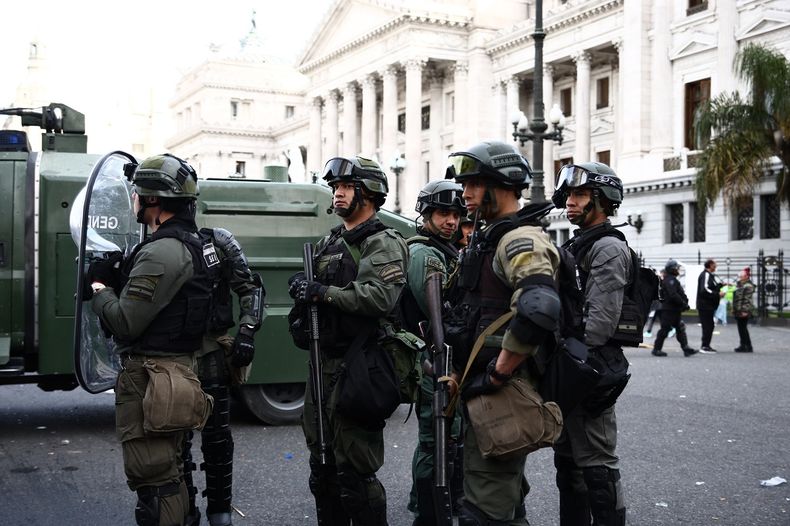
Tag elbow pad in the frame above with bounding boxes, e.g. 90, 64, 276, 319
509, 284, 561, 345
240, 273, 265, 329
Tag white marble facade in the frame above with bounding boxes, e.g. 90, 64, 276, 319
165, 0, 790, 261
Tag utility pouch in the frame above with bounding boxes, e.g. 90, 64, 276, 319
338, 326, 401, 425
217, 334, 252, 386
466, 376, 563, 460
380, 329, 424, 404
583, 346, 630, 417
142, 358, 214, 433
287, 303, 310, 350
538, 337, 602, 416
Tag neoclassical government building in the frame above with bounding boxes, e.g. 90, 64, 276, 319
166, 0, 789, 263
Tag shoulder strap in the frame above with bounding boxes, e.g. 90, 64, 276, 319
341, 238, 362, 267
443, 310, 514, 417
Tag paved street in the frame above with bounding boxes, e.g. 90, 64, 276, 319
1, 321, 789, 525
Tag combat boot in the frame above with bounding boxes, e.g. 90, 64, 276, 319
651, 349, 667, 357
582, 467, 625, 526
207, 511, 232, 526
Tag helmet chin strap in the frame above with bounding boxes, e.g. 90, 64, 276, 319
136, 197, 159, 225
569, 189, 603, 226
480, 184, 499, 218
424, 213, 454, 241
333, 183, 363, 218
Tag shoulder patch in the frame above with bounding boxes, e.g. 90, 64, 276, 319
425, 255, 445, 273
379, 263, 405, 283
505, 238, 534, 259
202, 242, 220, 268
126, 276, 159, 302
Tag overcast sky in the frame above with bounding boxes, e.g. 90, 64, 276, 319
1, 0, 331, 107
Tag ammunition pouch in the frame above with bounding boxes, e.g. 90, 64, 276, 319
142, 358, 214, 433
466, 376, 563, 460
444, 303, 480, 368
379, 327, 424, 404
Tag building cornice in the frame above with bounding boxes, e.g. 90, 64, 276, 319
298, 13, 469, 73
485, 0, 623, 56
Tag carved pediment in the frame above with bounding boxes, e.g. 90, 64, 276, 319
590, 117, 614, 136
298, 0, 402, 67
670, 32, 716, 60
736, 8, 790, 41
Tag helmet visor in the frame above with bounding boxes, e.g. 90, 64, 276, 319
556, 165, 592, 189
446, 154, 483, 179
323, 158, 355, 180
426, 188, 465, 210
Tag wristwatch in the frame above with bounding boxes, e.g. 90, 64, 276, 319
486, 359, 512, 383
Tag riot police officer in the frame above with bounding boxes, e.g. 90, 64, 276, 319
653, 259, 698, 357
446, 141, 560, 525
88, 154, 215, 526
551, 162, 632, 526
183, 228, 264, 526
403, 180, 466, 525
288, 156, 409, 525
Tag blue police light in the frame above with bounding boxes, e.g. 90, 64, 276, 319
0, 130, 31, 152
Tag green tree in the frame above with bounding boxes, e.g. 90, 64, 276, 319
694, 43, 790, 212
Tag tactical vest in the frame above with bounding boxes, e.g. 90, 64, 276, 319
447, 207, 546, 374
312, 218, 389, 353
398, 231, 459, 335
120, 219, 218, 353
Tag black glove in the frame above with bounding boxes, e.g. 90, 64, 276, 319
86, 252, 124, 291
291, 278, 327, 304
461, 371, 500, 402
231, 326, 256, 367
288, 272, 306, 300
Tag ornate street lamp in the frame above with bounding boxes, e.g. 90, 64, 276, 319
511, 0, 565, 203
389, 149, 407, 214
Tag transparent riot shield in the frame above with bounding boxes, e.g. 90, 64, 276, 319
71, 151, 141, 393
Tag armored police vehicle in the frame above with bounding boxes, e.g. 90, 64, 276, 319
0, 103, 415, 424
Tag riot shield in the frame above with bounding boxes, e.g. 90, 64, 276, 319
70, 151, 141, 393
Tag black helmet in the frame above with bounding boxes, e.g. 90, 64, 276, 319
322, 156, 388, 197
551, 162, 623, 209
131, 154, 199, 199
415, 180, 466, 216
665, 259, 680, 273
446, 141, 532, 190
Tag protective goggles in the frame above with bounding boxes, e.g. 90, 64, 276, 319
423, 188, 465, 210
555, 165, 619, 190
446, 154, 484, 180
323, 158, 355, 180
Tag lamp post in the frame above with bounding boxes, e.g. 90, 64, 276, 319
625, 210, 644, 234
390, 149, 407, 214
511, 0, 565, 203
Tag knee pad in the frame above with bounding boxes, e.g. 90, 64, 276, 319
337, 465, 387, 524
135, 483, 179, 526
202, 384, 231, 434
457, 500, 508, 526
583, 467, 620, 509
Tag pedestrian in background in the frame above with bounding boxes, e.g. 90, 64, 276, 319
697, 259, 724, 353
652, 260, 698, 357
714, 281, 734, 326
733, 267, 756, 353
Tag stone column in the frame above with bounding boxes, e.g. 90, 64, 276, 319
542, 64, 555, 191
452, 61, 469, 150
505, 75, 520, 120
492, 80, 505, 141
619, 0, 651, 171
650, 2, 672, 156
612, 38, 624, 165
405, 58, 426, 209
325, 90, 339, 159
716, 0, 738, 94
360, 73, 378, 158
381, 65, 398, 167
573, 51, 591, 162
429, 70, 445, 181
342, 82, 358, 156
308, 96, 323, 173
